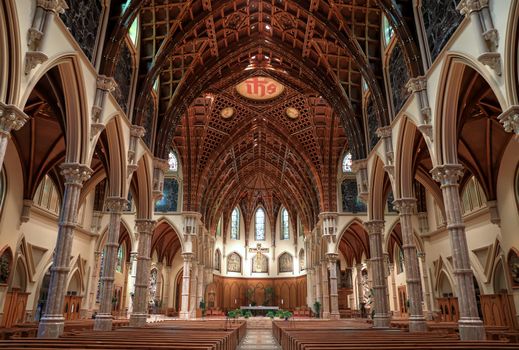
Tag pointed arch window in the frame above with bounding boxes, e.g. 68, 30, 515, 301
168, 151, 178, 172
216, 217, 222, 237
116, 244, 124, 273
342, 152, 353, 173
231, 208, 240, 240
255, 208, 266, 241
281, 208, 289, 240
128, 16, 139, 47
382, 15, 394, 47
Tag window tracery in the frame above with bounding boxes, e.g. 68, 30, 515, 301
255, 208, 265, 241
116, 244, 124, 273
168, 151, 178, 172
281, 208, 289, 240
342, 152, 353, 173
231, 208, 240, 240
34, 175, 61, 215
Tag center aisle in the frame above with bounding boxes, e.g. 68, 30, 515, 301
237, 317, 281, 350
237, 328, 281, 350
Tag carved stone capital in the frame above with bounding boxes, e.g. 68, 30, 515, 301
90, 123, 104, 140
182, 252, 194, 263
498, 105, 519, 136
153, 157, 169, 172
431, 164, 464, 186
457, 0, 482, 16
59, 163, 92, 186
24, 51, 48, 75
96, 75, 117, 92
478, 52, 501, 75
104, 197, 128, 214
130, 125, 146, 138
135, 219, 156, 234
376, 126, 392, 139
392, 198, 417, 215
350, 159, 367, 173
326, 253, 339, 264
37, 0, 69, 13
0, 103, 29, 135
364, 220, 384, 235
127, 164, 138, 177
27, 28, 44, 51
406, 76, 428, 93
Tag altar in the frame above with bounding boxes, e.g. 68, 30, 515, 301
240, 306, 279, 316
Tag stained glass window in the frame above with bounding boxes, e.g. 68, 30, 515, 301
382, 15, 394, 46
231, 208, 239, 240
128, 16, 139, 47
397, 246, 405, 274
116, 245, 124, 273
342, 152, 353, 172
255, 208, 265, 241
281, 208, 289, 240
154, 178, 178, 212
168, 151, 178, 172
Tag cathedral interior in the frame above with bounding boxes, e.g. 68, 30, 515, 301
0, 0, 518, 348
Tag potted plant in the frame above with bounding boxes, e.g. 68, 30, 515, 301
244, 310, 253, 319
227, 310, 237, 319
283, 310, 292, 321
313, 301, 321, 318
266, 310, 275, 319
199, 299, 206, 318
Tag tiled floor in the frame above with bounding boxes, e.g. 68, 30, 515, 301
237, 328, 282, 350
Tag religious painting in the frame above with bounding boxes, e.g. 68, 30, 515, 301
214, 249, 221, 272
252, 253, 268, 273
508, 249, 519, 288
298, 249, 305, 272
227, 252, 242, 273
279, 252, 293, 273
235, 77, 284, 100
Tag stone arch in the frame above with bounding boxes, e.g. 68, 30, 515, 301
0, 0, 21, 104
335, 218, 370, 266
437, 270, 455, 297
19, 55, 89, 165
434, 53, 507, 166
504, 0, 519, 104
368, 155, 392, 220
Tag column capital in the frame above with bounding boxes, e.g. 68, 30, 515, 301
135, 219, 155, 234
498, 105, 519, 136
364, 220, 384, 235
182, 252, 194, 262
393, 197, 417, 215
351, 158, 367, 173
376, 126, 392, 139
130, 125, 146, 138
0, 102, 29, 135
326, 253, 339, 264
431, 164, 464, 186
37, 0, 68, 13
457, 0, 483, 16
153, 157, 170, 172
96, 75, 117, 92
59, 163, 92, 186
105, 197, 128, 213
406, 75, 428, 93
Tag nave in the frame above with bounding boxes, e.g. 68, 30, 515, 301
0, 0, 519, 348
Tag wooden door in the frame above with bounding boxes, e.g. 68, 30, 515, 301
398, 286, 407, 316
1, 291, 29, 327
63, 295, 82, 320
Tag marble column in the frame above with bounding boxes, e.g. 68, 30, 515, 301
432, 164, 485, 340
190, 262, 198, 318
94, 197, 128, 331
0, 103, 29, 170
162, 265, 172, 310
393, 198, 427, 332
321, 260, 330, 319
364, 220, 391, 328
179, 253, 193, 319
197, 262, 204, 309
327, 254, 340, 319
129, 220, 155, 327
356, 264, 364, 310
418, 252, 433, 319
306, 267, 315, 308
315, 264, 322, 316
37, 163, 92, 338
128, 252, 138, 314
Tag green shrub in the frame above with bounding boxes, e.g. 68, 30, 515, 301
266, 311, 275, 319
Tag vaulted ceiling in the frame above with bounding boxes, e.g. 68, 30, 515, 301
99, 0, 422, 232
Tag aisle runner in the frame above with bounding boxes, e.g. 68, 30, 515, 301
237, 328, 281, 350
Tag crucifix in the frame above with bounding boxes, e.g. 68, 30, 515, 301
249, 243, 269, 272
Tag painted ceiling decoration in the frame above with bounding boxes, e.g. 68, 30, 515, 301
235, 77, 285, 101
